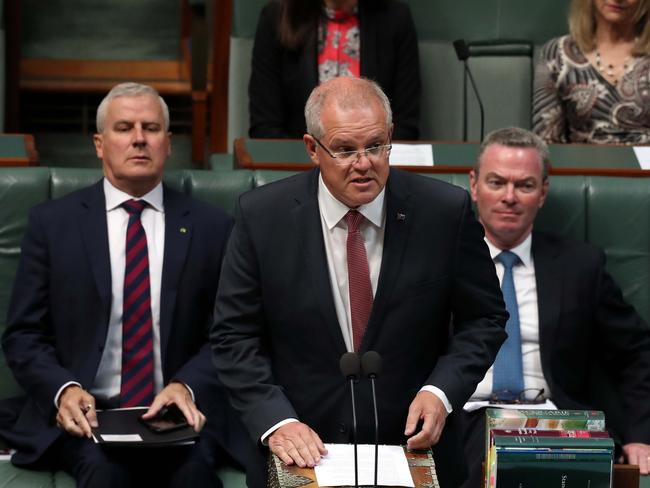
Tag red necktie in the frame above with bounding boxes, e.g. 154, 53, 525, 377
120, 199, 155, 407
345, 210, 373, 351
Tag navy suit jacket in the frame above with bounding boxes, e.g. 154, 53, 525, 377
532, 231, 650, 445
1, 180, 249, 468
211, 169, 507, 487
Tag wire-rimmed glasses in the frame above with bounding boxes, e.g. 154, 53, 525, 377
311, 134, 392, 166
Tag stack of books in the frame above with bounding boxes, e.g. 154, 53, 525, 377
484, 409, 614, 488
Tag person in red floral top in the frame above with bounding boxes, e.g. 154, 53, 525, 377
249, 0, 421, 140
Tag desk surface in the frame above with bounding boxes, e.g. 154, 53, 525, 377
0, 134, 39, 167
235, 138, 649, 177
267, 447, 439, 488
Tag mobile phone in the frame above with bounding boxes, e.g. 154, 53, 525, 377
139, 405, 189, 434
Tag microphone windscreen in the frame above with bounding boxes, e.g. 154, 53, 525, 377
340, 352, 361, 379
453, 39, 470, 61
361, 351, 382, 377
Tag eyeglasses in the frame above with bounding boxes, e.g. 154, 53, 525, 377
489, 388, 546, 405
311, 134, 392, 166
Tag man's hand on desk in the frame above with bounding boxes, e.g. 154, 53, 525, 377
404, 390, 448, 450
623, 442, 650, 475
269, 421, 328, 468
141, 382, 206, 433
56, 385, 97, 438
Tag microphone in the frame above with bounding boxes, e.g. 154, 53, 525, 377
453, 39, 485, 142
361, 351, 382, 488
340, 352, 360, 488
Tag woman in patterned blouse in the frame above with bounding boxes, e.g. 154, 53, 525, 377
248, 0, 420, 140
533, 0, 649, 144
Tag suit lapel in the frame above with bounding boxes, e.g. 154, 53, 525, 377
293, 171, 347, 354
159, 186, 192, 362
80, 181, 112, 316
532, 232, 563, 381
361, 171, 413, 350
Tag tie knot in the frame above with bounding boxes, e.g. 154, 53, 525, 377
497, 250, 520, 270
344, 210, 364, 232
122, 199, 147, 216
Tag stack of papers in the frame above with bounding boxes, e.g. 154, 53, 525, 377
315, 444, 414, 487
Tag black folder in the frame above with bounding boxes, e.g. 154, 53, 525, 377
91, 407, 198, 447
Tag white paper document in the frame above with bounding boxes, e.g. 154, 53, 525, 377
463, 398, 558, 413
633, 147, 650, 170
97, 434, 143, 442
315, 444, 414, 487
389, 143, 434, 166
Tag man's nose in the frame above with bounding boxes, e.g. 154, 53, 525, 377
132, 126, 146, 145
502, 183, 517, 202
352, 151, 372, 171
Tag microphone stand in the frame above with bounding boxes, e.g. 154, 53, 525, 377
454, 39, 485, 142
464, 61, 485, 142
340, 352, 360, 488
370, 373, 379, 487
362, 351, 382, 488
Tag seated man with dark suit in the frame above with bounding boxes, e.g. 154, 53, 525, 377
460, 126, 650, 488
1, 83, 256, 488
210, 76, 508, 487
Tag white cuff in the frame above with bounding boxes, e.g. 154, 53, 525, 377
260, 418, 299, 446
420, 385, 453, 414
54, 381, 82, 408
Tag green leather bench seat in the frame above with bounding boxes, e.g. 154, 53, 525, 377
1, 167, 649, 487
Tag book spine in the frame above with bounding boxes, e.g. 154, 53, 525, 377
490, 429, 610, 438
492, 434, 614, 449
486, 408, 606, 421
496, 457, 612, 488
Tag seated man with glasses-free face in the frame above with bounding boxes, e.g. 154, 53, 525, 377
458, 127, 650, 488
210, 76, 507, 488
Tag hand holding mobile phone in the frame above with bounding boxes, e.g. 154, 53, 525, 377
138, 405, 189, 434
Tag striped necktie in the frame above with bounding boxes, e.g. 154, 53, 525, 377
120, 199, 155, 407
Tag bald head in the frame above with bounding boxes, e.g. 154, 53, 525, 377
304, 77, 393, 138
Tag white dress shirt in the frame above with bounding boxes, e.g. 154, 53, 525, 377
54, 178, 166, 406
467, 233, 551, 403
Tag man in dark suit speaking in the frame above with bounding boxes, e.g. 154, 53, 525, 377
1, 83, 254, 487
210, 76, 508, 487
460, 127, 650, 487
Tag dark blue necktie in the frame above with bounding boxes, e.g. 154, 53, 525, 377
492, 250, 525, 399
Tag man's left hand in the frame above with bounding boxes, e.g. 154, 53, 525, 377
623, 442, 650, 475
404, 391, 448, 449
141, 382, 206, 433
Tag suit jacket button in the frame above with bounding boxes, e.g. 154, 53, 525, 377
338, 422, 347, 433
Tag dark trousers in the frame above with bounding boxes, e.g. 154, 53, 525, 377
458, 408, 488, 488
44, 434, 222, 488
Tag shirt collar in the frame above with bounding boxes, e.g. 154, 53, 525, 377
103, 178, 164, 213
485, 232, 532, 268
318, 173, 385, 230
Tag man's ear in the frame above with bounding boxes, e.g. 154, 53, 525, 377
93, 134, 103, 159
303, 134, 320, 166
